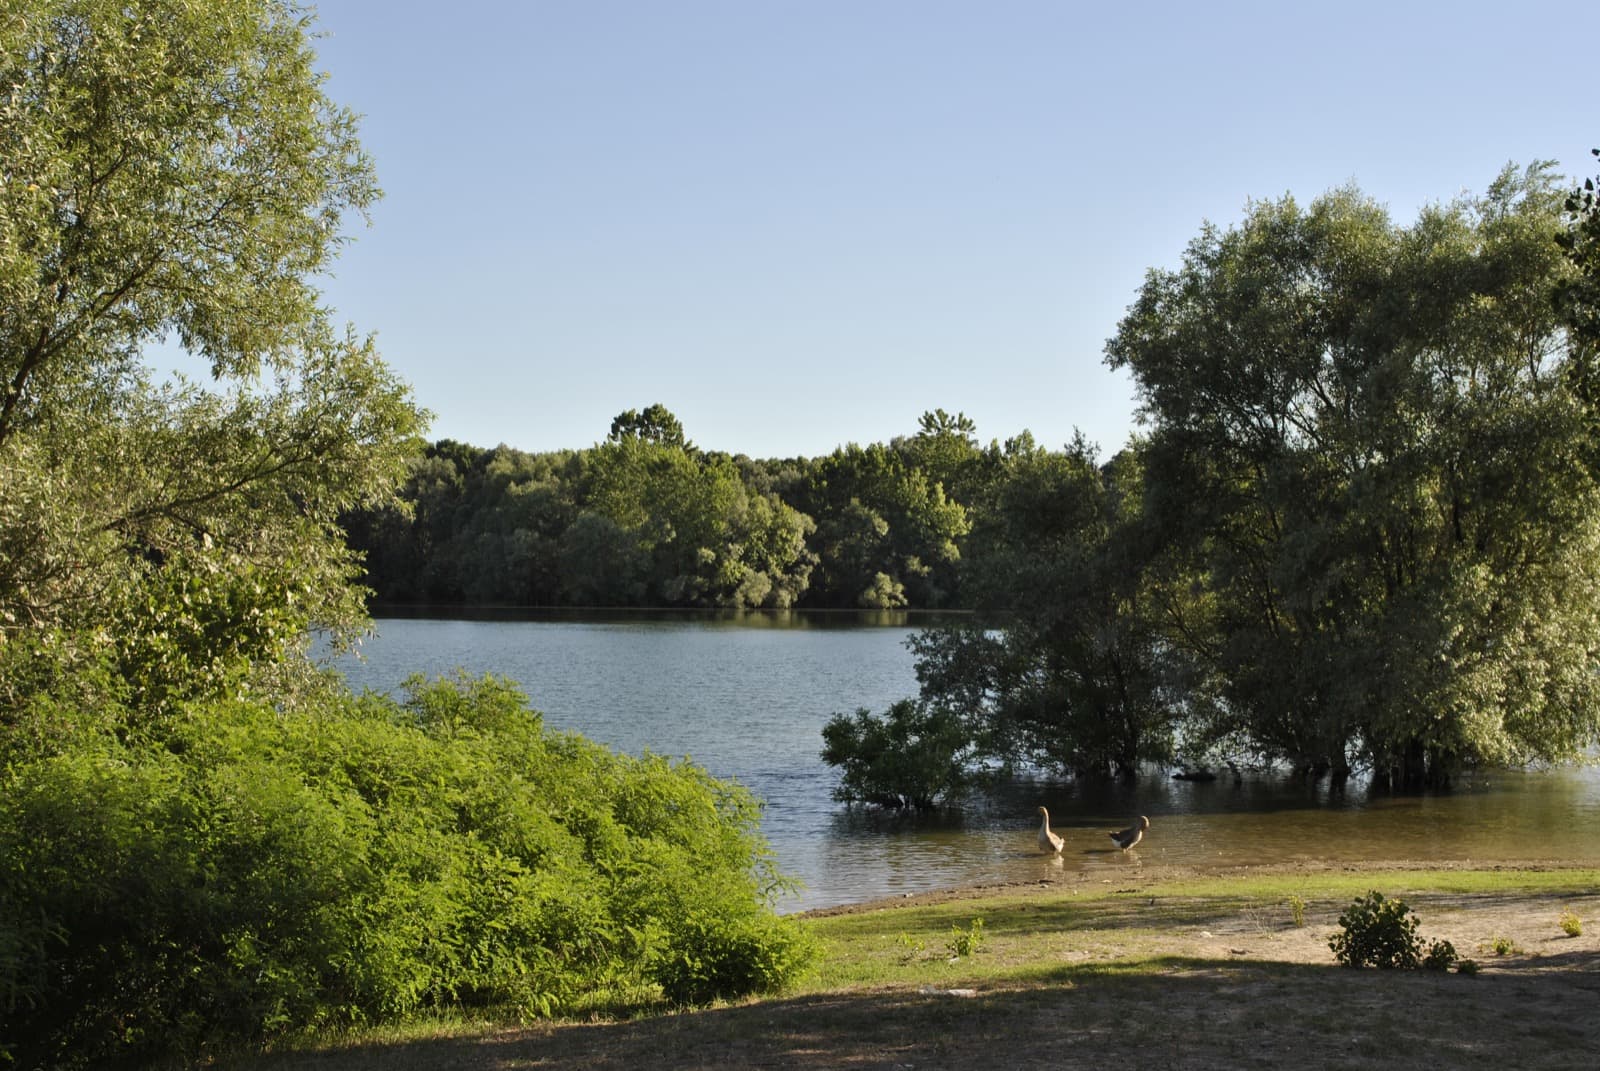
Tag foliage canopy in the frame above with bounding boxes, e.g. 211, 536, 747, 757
0, 0, 425, 715
1, 674, 815, 1066
828, 162, 1600, 801
1107, 163, 1600, 784
0, 4, 813, 1065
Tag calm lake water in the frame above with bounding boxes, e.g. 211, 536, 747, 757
331, 612, 1600, 912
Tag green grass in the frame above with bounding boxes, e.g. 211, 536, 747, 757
799, 867, 1600, 992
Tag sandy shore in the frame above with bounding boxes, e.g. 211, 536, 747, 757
801, 856, 1599, 918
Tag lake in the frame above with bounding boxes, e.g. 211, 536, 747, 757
331, 612, 1600, 912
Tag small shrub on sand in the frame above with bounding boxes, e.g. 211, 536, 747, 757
1330, 891, 1422, 969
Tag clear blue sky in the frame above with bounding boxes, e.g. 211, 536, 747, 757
301, 0, 1595, 460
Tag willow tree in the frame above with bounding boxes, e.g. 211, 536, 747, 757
0, 0, 424, 719
1107, 163, 1600, 785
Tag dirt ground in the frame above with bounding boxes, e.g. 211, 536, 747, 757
258, 862, 1600, 1071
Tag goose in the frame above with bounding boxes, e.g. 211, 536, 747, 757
1036, 806, 1065, 854
1109, 815, 1150, 851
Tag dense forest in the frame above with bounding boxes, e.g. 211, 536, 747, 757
341, 404, 998, 610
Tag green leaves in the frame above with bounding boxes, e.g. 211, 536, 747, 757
1106, 164, 1600, 784
1330, 891, 1423, 969
1, 676, 815, 1064
821, 699, 974, 808
578, 427, 817, 607
0, 0, 378, 434
919, 439, 1189, 780
0, 0, 424, 721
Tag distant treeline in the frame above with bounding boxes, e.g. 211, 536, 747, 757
341, 404, 1043, 611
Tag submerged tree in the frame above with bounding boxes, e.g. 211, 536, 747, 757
1106, 164, 1600, 785
919, 437, 1198, 779
820, 698, 974, 808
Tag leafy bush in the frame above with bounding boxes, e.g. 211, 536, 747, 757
652, 905, 817, 1006
945, 918, 985, 958
0, 673, 815, 1067
1288, 894, 1307, 928
1560, 910, 1583, 937
820, 699, 972, 808
1329, 891, 1477, 975
1329, 891, 1422, 969
895, 932, 927, 962
1422, 939, 1459, 971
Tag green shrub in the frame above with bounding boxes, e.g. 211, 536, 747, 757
945, 918, 985, 958
1288, 894, 1306, 928
0, 674, 814, 1067
820, 699, 972, 808
1329, 891, 1423, 969
651, 907, 816, 1006
895, 932, 927, 962
1422, 939, 1459, 971
1559, 910, 1583, 937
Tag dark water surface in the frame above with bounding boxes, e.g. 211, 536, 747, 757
331, 613, 1600, 912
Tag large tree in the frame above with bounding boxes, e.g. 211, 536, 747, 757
0, 0, 424, 715
916, 436, 1195, 779
1106, 164, 1600, 785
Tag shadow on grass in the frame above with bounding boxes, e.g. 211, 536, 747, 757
248, 954, 1600, 1071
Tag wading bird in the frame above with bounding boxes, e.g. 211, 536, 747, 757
1036, 806, 1065, 854
1109, 815, 1150, 851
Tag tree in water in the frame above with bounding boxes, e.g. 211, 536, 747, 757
919, 437, 1194, 780
1106, 164, 1600, 787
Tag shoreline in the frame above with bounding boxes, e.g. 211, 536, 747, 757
798, 856, 1600, 917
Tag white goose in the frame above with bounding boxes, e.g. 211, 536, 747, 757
1036, 806, 1065, 854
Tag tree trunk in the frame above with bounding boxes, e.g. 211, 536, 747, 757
1401, 738, 1427, 790
1329, 750, 1351, 788
1426, 746, 1455, 789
